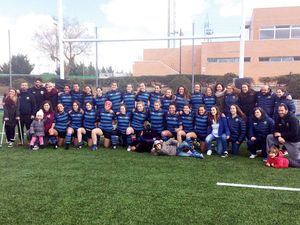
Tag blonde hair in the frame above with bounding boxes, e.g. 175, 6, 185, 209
268, 146, 280, 155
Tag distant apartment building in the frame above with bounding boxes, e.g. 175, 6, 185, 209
133, 7, 300, 81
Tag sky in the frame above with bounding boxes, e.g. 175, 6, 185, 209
0, 0, 299, 74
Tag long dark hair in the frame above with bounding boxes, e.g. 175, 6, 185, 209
176, 85, 190, 99
208, 105, 222, 122
42, 100, 54, 113
230, 104, 246, 121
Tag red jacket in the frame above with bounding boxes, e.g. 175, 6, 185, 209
266, 152, 289, 169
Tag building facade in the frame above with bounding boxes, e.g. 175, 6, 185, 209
133, 7, 300, 81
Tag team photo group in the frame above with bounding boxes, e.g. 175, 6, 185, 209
2, 78, 300, 168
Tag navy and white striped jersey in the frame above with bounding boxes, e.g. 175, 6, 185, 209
98, 110, 115, 132
194, 113, 208, 137
83, 94, 95, 107
148, 109, 165, 134
71, 91, 84, 106
54, 111, 69, 132
203, 95, 216, 112
180, 111, 194, 133
122, 92, 136, 112
116, 112, 131, 134
164, 112, 182, 133
58, 93, 73, 112
149, 92, 162, 111
161, 96, 175, 112
190, 92, 204, 113
175, 94, 189, 112
83, 109, 97, 130
94, 95, 107, 112
135, 91, 150, 109
131, 110, 148, 131
106, 90, 123, 113
69, 110, 83, 130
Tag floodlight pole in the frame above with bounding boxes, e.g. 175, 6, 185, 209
8, 30, 12, 88
239, 0, 245, 78
95, 27, 99, 87
58, 0, 65, 79
192, 23, 195, 93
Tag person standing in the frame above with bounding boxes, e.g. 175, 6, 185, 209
266, 103, 300, 167
29, 78, 46, 112
238, 83, 257, 118
19, 82, 36, 143
3, 89, 20, 147
256, 85, 276, 118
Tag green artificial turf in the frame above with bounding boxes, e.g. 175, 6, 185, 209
0, 146, 299, 225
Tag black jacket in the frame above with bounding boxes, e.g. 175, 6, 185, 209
275, 113, 300, 142
239, 90, 256, 117
29, 86, 46, 111
19, 91, 36, 116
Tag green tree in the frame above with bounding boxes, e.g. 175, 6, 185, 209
0, 54, 34, 74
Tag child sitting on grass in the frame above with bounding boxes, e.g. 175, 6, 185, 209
265, 146, 289, 169
29, 109, 45, 150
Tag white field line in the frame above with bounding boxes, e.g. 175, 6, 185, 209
217, 182, 300, 192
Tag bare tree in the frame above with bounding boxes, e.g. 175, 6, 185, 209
34, 18, 91, 77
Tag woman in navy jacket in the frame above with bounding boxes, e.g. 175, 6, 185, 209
205, 106, 230, 157
247, 107, 274, 159
227, 104, 247, 155
274, 88, 296, 118
224, 84, 239, 117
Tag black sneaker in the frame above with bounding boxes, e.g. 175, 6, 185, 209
53, 144, 58, 149
76, 142, 83, 150
65, 144, 70, 150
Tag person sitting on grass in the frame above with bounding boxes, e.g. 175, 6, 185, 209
227, 104, 247, 155
77, 102, 97, 149
265, 146, 289, 169
29, 109, 45, 150
161, 103, 182, 141
48, 103, 69, 149
205, 106, 230, 157
247, 107, 274, 160
151, 137, 203, 159
266, 103, 300, 168
91, 100, 117, 150
177, 104, 195, 144
65, 101, 83, 149
126, 101, 148, 151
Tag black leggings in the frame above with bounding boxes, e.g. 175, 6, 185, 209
19, 115, 32, 140
5, 125, 16, 142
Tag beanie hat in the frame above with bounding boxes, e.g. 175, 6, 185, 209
36, 109, 44, 118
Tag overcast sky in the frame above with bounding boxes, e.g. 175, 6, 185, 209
0, 0, 299, 74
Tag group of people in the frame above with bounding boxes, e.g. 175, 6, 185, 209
2, 78, 300, 168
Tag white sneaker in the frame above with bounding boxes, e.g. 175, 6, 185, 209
207, 150, 212, 155
127, 146, 131, 152
8, 142, 13, 148
249, 154, 257, 159
33, 145, 39, 151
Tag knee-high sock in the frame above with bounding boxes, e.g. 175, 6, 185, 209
65, 133, 72, 145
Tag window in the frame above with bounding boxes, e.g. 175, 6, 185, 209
207, 57, 251, 63
260, 30, 274, 39
291, 26, 300, 38
259, 56, 300, 62
275, 29, 290, 39
259, 25, 300, 39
